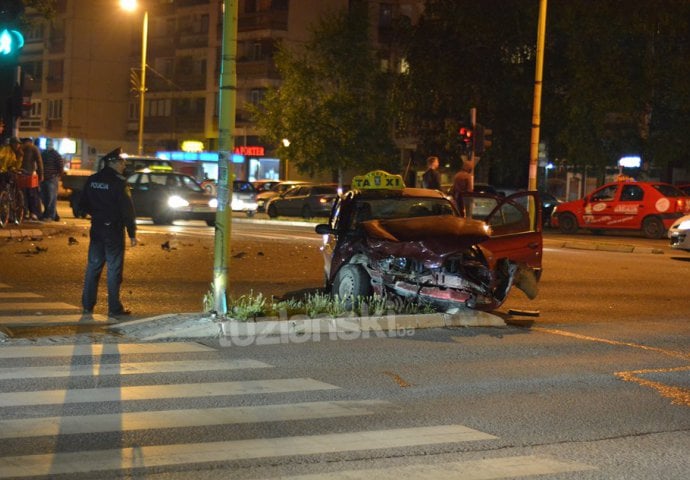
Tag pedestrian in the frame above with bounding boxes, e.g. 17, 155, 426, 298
451, 158, 475, 216
39, 139, 64, 221
20, 137, 43, 220
79, 150, 137, 318
421, 156, 441, 190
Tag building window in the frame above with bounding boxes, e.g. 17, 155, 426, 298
379, 3, 393, 28
251, 42, 262, 61
200, 14, 209, 33
250, 88, 265, 105
47, 99, 62, 119
128, 102, 138, 120
245, 0, 257, 13
47, 60, 63, 82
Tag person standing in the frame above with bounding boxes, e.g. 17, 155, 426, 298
79, 151, 137, 318
20, 137, 43, 220
451, 158, 475, 216
421, 156, 441, 190
39, 139, 64, 221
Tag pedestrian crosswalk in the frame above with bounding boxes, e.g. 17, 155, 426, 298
0, 282, 110, 325
0, 341, 596, 479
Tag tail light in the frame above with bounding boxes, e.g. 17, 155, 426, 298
677, 198, 689, 213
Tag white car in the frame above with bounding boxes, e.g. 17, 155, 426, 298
668, 214, 690, 250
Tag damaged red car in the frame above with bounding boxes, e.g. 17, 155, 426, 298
315, 171, 543, 311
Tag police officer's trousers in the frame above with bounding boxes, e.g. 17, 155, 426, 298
82, 223, 126, 314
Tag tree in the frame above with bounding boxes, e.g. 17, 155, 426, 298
251, 3, 398, 179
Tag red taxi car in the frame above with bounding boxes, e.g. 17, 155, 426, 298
551, 180, 690, 238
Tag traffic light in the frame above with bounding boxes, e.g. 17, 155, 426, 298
458, 126, 473, 152
473, 124, 493, 156
0, 0, 24, 61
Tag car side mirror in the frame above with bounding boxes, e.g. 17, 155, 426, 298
315, 224, 333, 235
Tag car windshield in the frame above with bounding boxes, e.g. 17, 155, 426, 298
653, 184, 685, 197
151, 174, 203, 192
234, 182, 256, 193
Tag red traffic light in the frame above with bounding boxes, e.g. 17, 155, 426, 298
459, 127, 473, 144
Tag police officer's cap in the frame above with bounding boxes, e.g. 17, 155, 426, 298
102, 147, 123, 165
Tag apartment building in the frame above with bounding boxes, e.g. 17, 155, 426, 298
18, 0, 423, 177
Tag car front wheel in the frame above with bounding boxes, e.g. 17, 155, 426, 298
558, 212, 578, 234
267, 204, 278, 218
642, 216, 664, 239
333, 264, 372, 308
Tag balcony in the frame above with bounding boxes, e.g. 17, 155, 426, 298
238, 10, 288, 32
236, 60, 280, 80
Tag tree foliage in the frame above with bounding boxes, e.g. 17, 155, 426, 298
252, 4, 397, 177
396, 0, 690, 184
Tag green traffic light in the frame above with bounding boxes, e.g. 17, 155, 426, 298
0, 29, 24, 56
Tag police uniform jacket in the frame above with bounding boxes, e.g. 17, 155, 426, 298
79, 166, 136, 239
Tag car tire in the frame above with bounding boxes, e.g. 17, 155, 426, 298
152, 207, 173, 225
333, 264, 372, 308
558, 212, 578, 234
301, 205, 313, 219
246, 210, 256, 218
267, 204, 278, 218
642, 216, 665, 239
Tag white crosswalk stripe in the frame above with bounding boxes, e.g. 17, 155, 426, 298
0, 341, 596, 478
0, 292, 43, 298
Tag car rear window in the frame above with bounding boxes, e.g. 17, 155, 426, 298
234, 181, 256, 193
653, 184, 685, 197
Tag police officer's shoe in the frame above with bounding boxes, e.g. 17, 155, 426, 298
109, 309, 131, 318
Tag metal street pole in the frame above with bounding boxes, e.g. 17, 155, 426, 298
120, 0, 148, 155
212, 0, 238, 315
137, 10, 148, 155
528, 0, 548, 191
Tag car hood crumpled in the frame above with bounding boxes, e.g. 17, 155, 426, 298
359, 215, 491, 267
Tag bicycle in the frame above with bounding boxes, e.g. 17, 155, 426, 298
0, 172, 25, 228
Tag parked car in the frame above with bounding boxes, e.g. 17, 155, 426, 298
315, 170, 542, 311
252, 179, 282, 193
256, 180, 310, 212
266, 184, 339, 219
232, 180, 258, 217
126, 169, 217, 226
551, 180, 690, 238
668, 214, 690, 250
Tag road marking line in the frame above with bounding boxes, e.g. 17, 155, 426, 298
616, 366, 690, 407
231, 231, 321, 242
0, 302, 77, 311
275, 455, 596, 479
0, 342, 215, 359
0, 378, 339, 407
0, 424, 496, 478
0, 358, 272, 380
0, 400, 390, 439
0, 292, 43, 298
0, 314, 110, 325
532, 327, 690, 361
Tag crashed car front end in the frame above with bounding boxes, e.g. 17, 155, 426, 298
354, 215, 536, 310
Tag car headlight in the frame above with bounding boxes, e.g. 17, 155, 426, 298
675, 219, 690, 230
167, 195, 189, 209
209, 198, 218, 208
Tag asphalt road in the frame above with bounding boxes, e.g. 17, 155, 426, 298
0, 202, 688, 478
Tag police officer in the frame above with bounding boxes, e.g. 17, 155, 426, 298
79, 149, 137, 317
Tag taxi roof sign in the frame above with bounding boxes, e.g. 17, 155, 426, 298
352, 170, 405, 190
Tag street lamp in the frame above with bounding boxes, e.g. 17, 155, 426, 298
121, 0, 148, 155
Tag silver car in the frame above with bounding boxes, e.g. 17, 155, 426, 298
668, 214, 690, 250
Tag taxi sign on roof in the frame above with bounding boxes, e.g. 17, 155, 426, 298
352, 170, 405, 190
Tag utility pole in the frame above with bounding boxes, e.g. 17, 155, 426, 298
212, 0, 238, 315
528, 0, 548, 191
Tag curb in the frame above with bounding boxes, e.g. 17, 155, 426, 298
0, 228, 44, 238
111, 310, 506, 341
560, 241, 664, 254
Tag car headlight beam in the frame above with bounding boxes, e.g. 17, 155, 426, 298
167, 195, 189, 209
